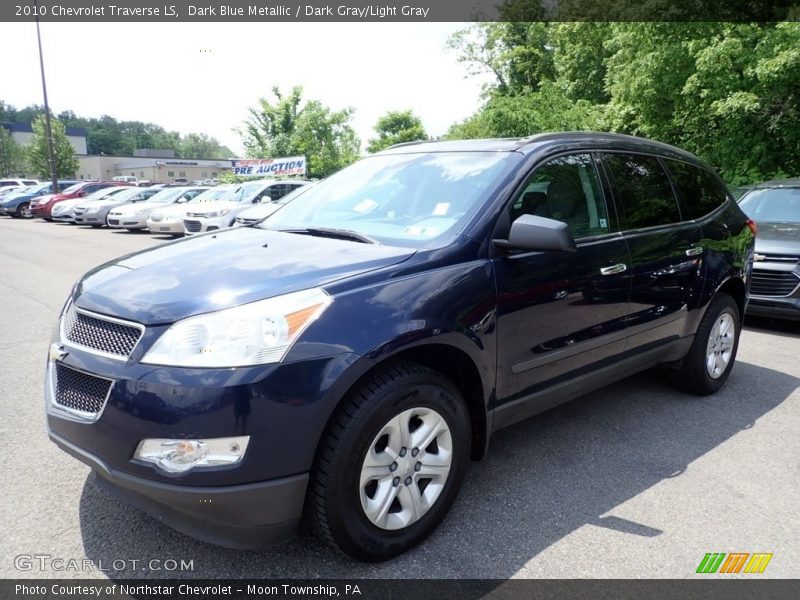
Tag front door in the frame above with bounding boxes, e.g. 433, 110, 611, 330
493, 153, 632, 422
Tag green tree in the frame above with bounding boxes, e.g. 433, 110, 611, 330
27, 114, 79, 178
240, 86, 360, 178
0, 127, 27, 176
181, 133, 234, 159
367, 110, 428, 153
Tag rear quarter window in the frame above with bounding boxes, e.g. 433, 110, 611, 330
665, 159, 728, 219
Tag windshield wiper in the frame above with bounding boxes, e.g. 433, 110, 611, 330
278, 227, 380, 245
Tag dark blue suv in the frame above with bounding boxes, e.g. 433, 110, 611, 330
46, 133, 754, 561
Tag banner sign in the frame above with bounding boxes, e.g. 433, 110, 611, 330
232, 156, 306, 177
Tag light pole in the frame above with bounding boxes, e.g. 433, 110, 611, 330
34, 0, 58, 193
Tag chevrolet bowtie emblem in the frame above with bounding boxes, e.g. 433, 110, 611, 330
49, 343, 68, 362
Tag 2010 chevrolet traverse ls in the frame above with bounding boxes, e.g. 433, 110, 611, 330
46, 134, 754, 561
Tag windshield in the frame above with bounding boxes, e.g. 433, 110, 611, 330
61, 183, 84, 194
188, 186, 236, 203
144, 188, 189, 204
231, 181, 271, 203
85, 187, 129, 201
261, 152, 520, 247
739, 187, 800, 223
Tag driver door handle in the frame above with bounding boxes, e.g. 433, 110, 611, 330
600, 263, 627, 276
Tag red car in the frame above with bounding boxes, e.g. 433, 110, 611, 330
31, 181, 120, 220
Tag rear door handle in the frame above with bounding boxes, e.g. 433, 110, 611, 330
600, 263, 627, 276
686, 246, 703, 256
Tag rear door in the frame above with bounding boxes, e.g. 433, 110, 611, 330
601, 152, 704, 350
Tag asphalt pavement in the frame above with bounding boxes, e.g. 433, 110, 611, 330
0, 217, 798, 579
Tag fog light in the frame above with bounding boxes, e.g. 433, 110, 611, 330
134, 436, 250, 474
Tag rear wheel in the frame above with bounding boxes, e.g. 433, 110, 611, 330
16, 202, 31, 218
310, 361, 470, 561
671, 293, 740, 395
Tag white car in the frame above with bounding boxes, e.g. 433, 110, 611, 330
233, 184, 313, 227
0, 178, 38, 190
146, 185, 237, 236
74, 187, 163, 227
51, 187, 134, 223
184, 180, 310, 235
107, 186, 207, 230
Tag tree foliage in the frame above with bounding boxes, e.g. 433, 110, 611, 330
447, 22, 800, 184
240, 86, 360, 179
367, 110, 428, 153
0, 127, 27, 177
1, 102, 233, 159
27, 114, 79, 178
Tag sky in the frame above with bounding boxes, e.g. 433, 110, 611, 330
0, 22, 492, 156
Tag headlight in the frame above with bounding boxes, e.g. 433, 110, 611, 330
86, 207, 99, 214
141, 288, 332, 367
204, 208, 231, 218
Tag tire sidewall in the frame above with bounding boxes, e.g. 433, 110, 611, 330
326, 373, 470, 560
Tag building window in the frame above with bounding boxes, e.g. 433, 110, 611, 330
167, 171, 174, 177
202, 172, 207, 177
140, 172, 144, 177
179, 171, 186, 177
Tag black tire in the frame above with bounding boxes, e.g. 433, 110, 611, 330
310, 361, 471, 562
671, 293, 740, 395
16, 202, 31, 218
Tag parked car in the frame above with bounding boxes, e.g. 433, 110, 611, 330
0, 184, 30, 198
113, 175, 139, 185
146, 185, 237, 236
107, 186, 207, 230
51, 187, 135, 223
45, 134, 753, 561
233, 184, 312, 227
737, 179, 800, 320
184, 180, 310, 235
31, 181, 120, 220
0, 178, 38, 190
0, 180, 79, 218
732, 185, 755, 200
73, 187, 162, 227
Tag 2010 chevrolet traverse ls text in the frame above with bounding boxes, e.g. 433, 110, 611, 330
46, 134, 754, 561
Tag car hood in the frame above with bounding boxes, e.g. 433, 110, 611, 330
239, 204, 282, 219
754, 222, 800, 256
111, 202, 160, 215
184, 200, 242, 215
74, 227, 415, 325
82, 198, 128, 210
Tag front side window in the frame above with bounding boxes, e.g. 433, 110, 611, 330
665, 159, 728, 219
510, 153, 611, 239
603, 153, 681, 230
262, 152, 521, 247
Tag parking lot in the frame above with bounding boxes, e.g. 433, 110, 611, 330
0, 217, 798, 579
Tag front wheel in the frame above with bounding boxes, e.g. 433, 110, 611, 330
16, 202, 31, 218
310, 362, 470, 561
671, 293, 740, 395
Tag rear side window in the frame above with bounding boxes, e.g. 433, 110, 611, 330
603, 153, 681, 230
510, 153, 611, 238
665, 159, 728, 219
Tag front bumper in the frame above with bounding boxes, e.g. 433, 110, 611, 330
184, 216, 227, 235
108, 214, 147, 229
52, 213, 75, 222
747, 296, 800, 320
147, 219, 184, 234
49, 430, 307, 549
746, 265, 800, 321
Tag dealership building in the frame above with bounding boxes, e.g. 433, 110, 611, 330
76, 149, 232, 183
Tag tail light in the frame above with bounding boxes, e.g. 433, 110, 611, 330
746, 219, 757, 236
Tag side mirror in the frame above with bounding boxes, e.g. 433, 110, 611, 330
77, 191, 87, 197
494, 214, 577, 253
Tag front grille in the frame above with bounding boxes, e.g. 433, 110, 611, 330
62, 303, 143, 359
53, 362, 112, 415
750, 270, 800, 297
184, 219, 202, 233
756, 253, 799, 264
150, 214, 163, 222
108, 219, 119, 225
73, 207, 86, 216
